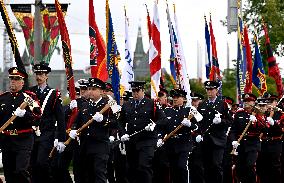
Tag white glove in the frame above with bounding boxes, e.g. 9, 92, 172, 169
70, 100, 77, 110
267, 117, 275, 126
232, 141, 240, 149
69, 130, 78, 139
145, 122, 156, 131
14, 107, 26, 117
54, 139, 59, 147
93, 112, 103, 122
56, 142, 66, 153
181, 118, 192, 127
249, 115, 257, 122
157, 139, 164, 148
121, 134, 130, 142
196, 135, 203, 143
109, 136, 115, 143
213, 114, 222, 124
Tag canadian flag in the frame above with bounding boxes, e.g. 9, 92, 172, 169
149, 0, 161, 98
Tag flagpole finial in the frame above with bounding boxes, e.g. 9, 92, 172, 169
173, 3, 176, 13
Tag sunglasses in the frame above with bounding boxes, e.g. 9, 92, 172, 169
9, 76, 23, 81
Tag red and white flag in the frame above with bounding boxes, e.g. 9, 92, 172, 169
149, 0, 161, 98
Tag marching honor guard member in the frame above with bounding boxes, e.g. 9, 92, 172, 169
119, 81, 166, 183
29, 63, 66, 183
69, 78, 119, 183
158, 89, 198, 183
0, 67, 41, 183
196, 81, 231, 183
230, 94, 267, 183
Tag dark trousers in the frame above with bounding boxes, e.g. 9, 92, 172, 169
236, 150, 258, 183
31, 139, 53, 183
153, 147, 170, 183
126, 143, 155, 183
113, 145, 129, 183
73, 141, 82, 183
257, 152, 281, 183
168, 151, 190, 183
201, 140, 224, 183
107, 148, 116, 183
189, 144, 204, 183
222, 140, 234, 183
2, 149, 32, 183
86, 153, 109, 183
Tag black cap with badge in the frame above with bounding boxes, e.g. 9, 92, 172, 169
8, 67, 28, 79
204, 80, 220, 89
88, 78, 106, 89
33, 63, 51, 73
129, 81, 146, 90
191, 92, 204, 100
77, 79, 89, 89
170, 88, 187, 98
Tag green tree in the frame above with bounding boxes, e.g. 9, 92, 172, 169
243, 0, 284, 56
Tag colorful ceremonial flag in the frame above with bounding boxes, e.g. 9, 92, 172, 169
263, 22, 283, 98
243, 25, 253, 93
0, 1, 26, 73
173, 4, 192, 105
252, 34, 267, 96
89, 0, 108, 81
145, 4, 152, 42
236, 16, 246, 102
55, 0, 77, 128
120, 7, 134, 95
106, 0, 121, 104
204, 16, 211, 79
149, 0, 161, 98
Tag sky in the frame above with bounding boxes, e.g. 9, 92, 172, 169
0, 0, 283, 80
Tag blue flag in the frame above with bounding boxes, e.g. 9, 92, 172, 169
252, 35, 267, 96
204, 17, 211, 79
106, 1, 120, 104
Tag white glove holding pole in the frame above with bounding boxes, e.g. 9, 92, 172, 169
56, 142, 66, 153
232, 141, 240, 149
109, 136, 115, 143
69, 130, 78, 139
14, 107, 26, 117
266, 117, 275, 126
181, 118, 192, 127
69, 100, 77, 110
157, 139, 164, 148
196, 135, 203, 143
93, 112, 103, 122
145, 122, 156, 131
213, 114, 222, 124
121, 134, 130, 142
249, 115, 257, 122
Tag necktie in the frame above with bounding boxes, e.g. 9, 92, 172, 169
135, 100, 139, 108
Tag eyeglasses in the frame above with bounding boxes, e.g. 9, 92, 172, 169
9, 76, 23, 81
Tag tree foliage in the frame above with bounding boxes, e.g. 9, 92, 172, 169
243, 0, 284, 56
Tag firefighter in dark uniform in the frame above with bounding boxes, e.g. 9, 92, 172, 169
257, 95, 283, 183
158, 89, 198, 183
119, 81, 166, 183
188, 92, 205, 183
230, 94, 267, 183
195, 81, 231, 183
0, 67, 41, 183
153, 88, 170, 183
221, 96, 235, 183
69, 78, 118, 183
29, 64, 66, 183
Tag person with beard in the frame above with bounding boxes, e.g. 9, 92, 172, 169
0, 67, 41, 183
69, 78, 119, 183
29, 64, 66, 183
230, 94, 267, 183
257, 95, 283, 183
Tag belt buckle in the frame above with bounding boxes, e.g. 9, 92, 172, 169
10, 129, 18, 136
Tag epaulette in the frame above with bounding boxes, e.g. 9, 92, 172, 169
0, 91, 9, 96
236, 108, 244, 113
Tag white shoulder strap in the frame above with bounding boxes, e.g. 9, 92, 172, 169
42, 89, 55, 113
